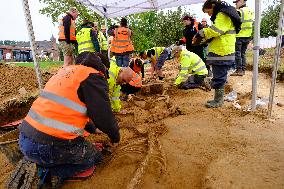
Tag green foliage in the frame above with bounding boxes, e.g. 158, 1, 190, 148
155, 7, 184, 47
126, 7, 186, 52
38, 1, 189, 51
39, 0, 103, 25
260, 2, 281, 37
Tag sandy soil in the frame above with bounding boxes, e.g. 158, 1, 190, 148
0, 62, 283, 189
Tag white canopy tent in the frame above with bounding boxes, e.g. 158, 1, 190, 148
75, 0, 205, 18
21, 0, 283, 118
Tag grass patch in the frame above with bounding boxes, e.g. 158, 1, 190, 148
10, 61, 63, 72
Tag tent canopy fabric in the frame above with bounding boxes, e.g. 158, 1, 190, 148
76, 0, 205, 18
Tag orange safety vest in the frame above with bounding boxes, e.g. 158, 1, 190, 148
129, 71, 142, 88
194, 21, 199, 32
110, 27, 134, 54
131, 58, 143, 73
25, 65, 101, 140
133, 62, 141, 73
58, 16, 76, 41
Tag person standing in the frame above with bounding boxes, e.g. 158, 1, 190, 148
231, 0, 254, 76
98, 25, 108, 58
76, 20, 100, 54
193, 0, 241, 108
201, 18, 209, 28
181, 15, 209, 73
58, 7, 79, 67
110, 18, 134, 67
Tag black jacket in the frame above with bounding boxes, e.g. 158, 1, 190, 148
182, 23, 205, 61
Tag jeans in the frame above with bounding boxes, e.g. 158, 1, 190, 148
156, 49, 170, 69
19, 132, 102, 179
211, 65, 230, 89
115, 54, 130, 67
235, 37, 250, 71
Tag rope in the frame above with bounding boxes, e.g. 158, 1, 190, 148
21, 0, 43, 89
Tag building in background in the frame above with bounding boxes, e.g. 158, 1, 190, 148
0, 35, 59, 62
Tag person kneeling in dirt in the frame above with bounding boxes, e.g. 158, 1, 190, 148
108, 57, 142, 111
140, 47, 170, 80
18, 52, 120, 188
172, 46, 209, 90
120, 58, 143, 97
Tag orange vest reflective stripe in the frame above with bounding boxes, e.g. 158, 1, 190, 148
110, 27, 134, 53
129, 71, 142, 88
194, 21, 199, 32
25, 65, 101, 140
58, 16, 76, 41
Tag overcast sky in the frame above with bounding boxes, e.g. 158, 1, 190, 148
0, 0, 269, 41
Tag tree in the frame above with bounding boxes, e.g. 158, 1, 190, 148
155, 7, 185, 47
39, 1, 190, 52
39, 0, 103, 25
260, 2, 281, 37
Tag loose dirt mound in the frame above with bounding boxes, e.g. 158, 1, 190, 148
0, 63, 52, 125
0, 63, 51, 102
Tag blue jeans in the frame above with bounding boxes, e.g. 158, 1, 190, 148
115, 55, 130, 67
19, 132, 102, 179
156, 49, 169, 69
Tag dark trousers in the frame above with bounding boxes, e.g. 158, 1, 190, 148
156, 49, 169, 69
101, 50, 108, 59
181, 75, 205, 89
211, 65, 230, 89
235, 37, 250, 71
115, 54, 130, 67
121, 83, 141, 95
19, 132, 102, 179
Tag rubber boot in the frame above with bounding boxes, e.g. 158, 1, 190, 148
206, 88, 224, 108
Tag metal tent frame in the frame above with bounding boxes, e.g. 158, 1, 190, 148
21, 0, 283, 118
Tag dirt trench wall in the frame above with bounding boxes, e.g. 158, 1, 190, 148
0, 96, 36, 125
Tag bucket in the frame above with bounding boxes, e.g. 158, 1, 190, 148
0, 129, 23, 165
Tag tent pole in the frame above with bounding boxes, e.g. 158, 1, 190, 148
267, 1, 284, 118
21, 0, 43, 89
251, 0, 261, 111
105, 17, 110, 60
